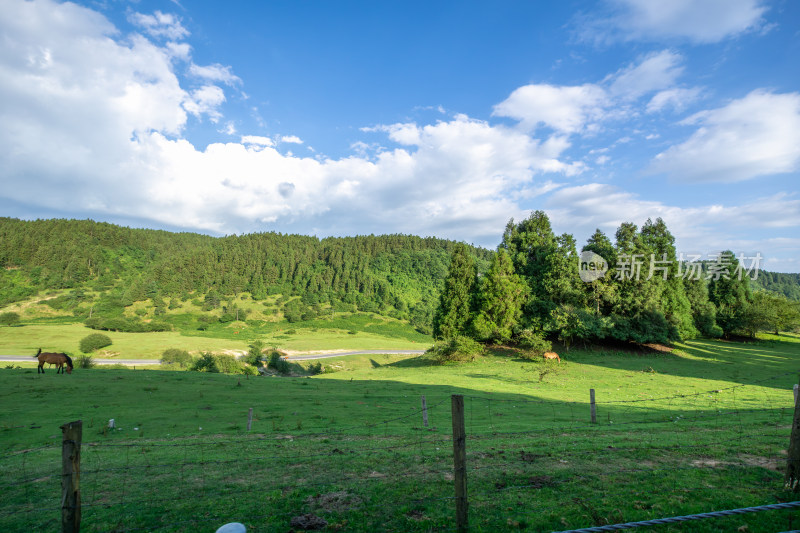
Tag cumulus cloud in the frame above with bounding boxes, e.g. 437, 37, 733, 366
492, 84, 607, 134
580, 0, 769, 44
493, 50, 697, 137
183, 85, 226, 122
0, 0, 585, 245
650, 90, 800, 182
545, 184, 800, 260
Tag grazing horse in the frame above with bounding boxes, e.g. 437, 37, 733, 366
543, 351, 561, 363
35, 348, 73, 374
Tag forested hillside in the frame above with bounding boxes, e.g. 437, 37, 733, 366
0, 218, 492, 333
752, 271, 800, 300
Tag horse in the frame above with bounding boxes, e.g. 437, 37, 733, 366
34, 348, 73, 374
543, 351, 561, 363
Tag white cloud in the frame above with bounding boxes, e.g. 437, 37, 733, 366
582, 0, 769, 44
650, 90, 800, 181
183, 85, 226, 122
646, 87, 702, 113
546, 184, 800, 260
128, 10, 189, 41
241, 135, 273, 147
493, 84, 607, 134
608, 50, 684, 100
0, 0, 585, 245
189, 63, 241, 86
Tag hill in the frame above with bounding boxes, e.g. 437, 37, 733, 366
0, 217, 492, 334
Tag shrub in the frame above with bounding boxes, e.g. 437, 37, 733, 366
426, 336, 484, 364
80, 333, 112, 353
244, 341, 265, 367
516, 329, 552, 359
268, 350, 291, 374
76, 355, 96, 369
0, 311, 21, 327
213, 354, 243, 374
307, 362, 323, 375
160, 348, 193, 368
242, 364, 259, 376
191, 352, 244, 374
192, 352, 218, 372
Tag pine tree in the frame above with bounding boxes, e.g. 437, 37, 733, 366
472, 249, 528, 343
501, 211, 581, 328
432, 243, 477, 339
708, 251, 752, 338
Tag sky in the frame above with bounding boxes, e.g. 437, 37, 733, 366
1, 0, 799, 272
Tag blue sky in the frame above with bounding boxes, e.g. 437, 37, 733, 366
1, 0, 799, 271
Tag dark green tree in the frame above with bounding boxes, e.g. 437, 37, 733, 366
432, 243, 477, 339
501, 211, 582, 329
472, 249, 528, 343
708, 251, 752, 338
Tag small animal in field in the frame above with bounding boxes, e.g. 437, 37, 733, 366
543, 351, 561, 363
34, 348, 74, 374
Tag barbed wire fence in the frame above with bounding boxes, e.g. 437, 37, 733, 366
2, 371, 800, 532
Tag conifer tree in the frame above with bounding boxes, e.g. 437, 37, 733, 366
472, 248, 528, 343
432, 243, 477, 339
708, 251, 752, 338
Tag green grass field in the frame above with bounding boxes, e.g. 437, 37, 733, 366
2, 334, 800, 531
0, 313, 430, 359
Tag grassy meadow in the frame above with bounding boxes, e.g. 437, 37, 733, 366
2, 333, 800, 531
0, 311, 430, 359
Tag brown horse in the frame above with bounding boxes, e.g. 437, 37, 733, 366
35, 348, 73, 374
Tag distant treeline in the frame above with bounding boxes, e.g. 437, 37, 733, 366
0, 217, 492, 332
432, 211, 800, 347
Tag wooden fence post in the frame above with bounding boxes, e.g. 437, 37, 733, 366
60, 420, 82, 533
421, 395, 429, 427
794, 384, 798, 407
451, 394, 467, 533
787, 377, 800, 491
590, 389, 597, 424
247, 408, 253, 432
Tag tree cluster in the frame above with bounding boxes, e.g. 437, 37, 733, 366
433, 211, 800, 348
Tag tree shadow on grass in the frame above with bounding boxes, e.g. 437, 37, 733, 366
558, 336, 799, 391
386, 355, 438, 369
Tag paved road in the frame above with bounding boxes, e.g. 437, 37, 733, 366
287, 350, 425, 361
1, 355, 161, 365
1, 350, 425, 365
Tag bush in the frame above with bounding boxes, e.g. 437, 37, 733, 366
191, 352, 244, 374
80, 333, 112, 353
0, 311, 21, 327
76, 355, 96, 369
516, 329, 552, 359
192, 352, 218, 372
426, 336, 484, 364
160, 348, 193, 368
213, 354, 243, 374
268, 350, 291, 374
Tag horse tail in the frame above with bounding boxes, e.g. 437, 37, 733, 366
34, 348, 42, 358
64, 354, 74, 369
